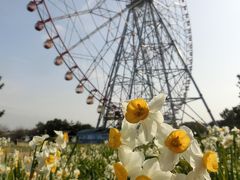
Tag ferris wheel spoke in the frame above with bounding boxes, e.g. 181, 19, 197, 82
88, 4, 125, 54
91, 6, 122, 18
63, 0, 143, 53
84, 42, 114, 79
67, 8, 129, 52
82, 29, 122, 79
64, 11, 115, 66
46, 0, 70, 14
50, 10, 93, 21
46, 0, 95, 20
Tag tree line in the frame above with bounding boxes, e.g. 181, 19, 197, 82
0, 76, 5, 118
2, 118, 94, 142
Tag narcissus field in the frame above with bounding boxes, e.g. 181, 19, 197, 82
0, 94, 239, 180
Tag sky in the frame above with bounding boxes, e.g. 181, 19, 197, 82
0, 0, 240, 130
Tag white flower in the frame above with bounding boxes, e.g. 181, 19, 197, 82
35, 143, 61, 175
74, 169, 80, 178
156, 125, 199, 171
122, 94, 166, 142
29, 134, 49, 148
23, 156, 32, 173
231, 126, 240, 134
221, 126, 230, 134
201, 136, 218, 151
54, 131, 69, 149
0, 164, 10, 174
221, 134, 233, 149
186, 150, 218, 180
56, 168, 63, 178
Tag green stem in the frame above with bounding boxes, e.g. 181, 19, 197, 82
64, 141, 78, 169
29, 146, 37, 180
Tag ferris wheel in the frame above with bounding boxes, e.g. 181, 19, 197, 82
27, 0, 215, 128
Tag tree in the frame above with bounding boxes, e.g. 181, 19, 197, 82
218, 105, 240, 128
237, 74, 240, 98
0, 76, 4, 89
0, 76, 5, 118
33, 119, 94, 137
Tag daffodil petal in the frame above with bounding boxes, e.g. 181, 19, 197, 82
202, 170, 211, 180
180, 126, 194, 140
121, 119, 138, 139
159, 148, 179, 171
122, 101, 129, 114
142, 158, 159, 171
141, 158, 174, 180
148, 111, 164, 124
118, 145, 144, 168
120, 120, 144, 148
151, 171, 174, 180
180, 126, 203, 168
118, 145, 132, 165
158, 123, 174, 137
131, 125, 147, 146
148, 93, 166, 112
173, 174, 187, 180
187, 169, 209, 180
118, 145, 145, 178
141, 118, 157, 142
191, 139, 203, 155
156, 123, 174, 145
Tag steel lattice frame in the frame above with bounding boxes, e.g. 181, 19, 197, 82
30, 0, 215, 128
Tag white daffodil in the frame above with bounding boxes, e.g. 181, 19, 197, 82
122, 93, 166, 141
221, 134, 233, 149
36, 144, 61, 175
156, 125, 198, 171
29, 134, 49, 148
220, 126, 230, 135
231, 126, 240, 134
23, 156, 32, 173
185, 150, 218, 180
73, 169, 80, 178
43, 152, 59, 174
0, 164, 10, 175
181, 133, 218, 180
41, 141, 59, 154
54, 130, 69, 149
13, 150, 20, 167
55, 168, 63, 179
201, 136, 218, 151
62, 168, 70, 178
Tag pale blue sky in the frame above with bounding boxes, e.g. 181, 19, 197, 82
0, 0, 239, 129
